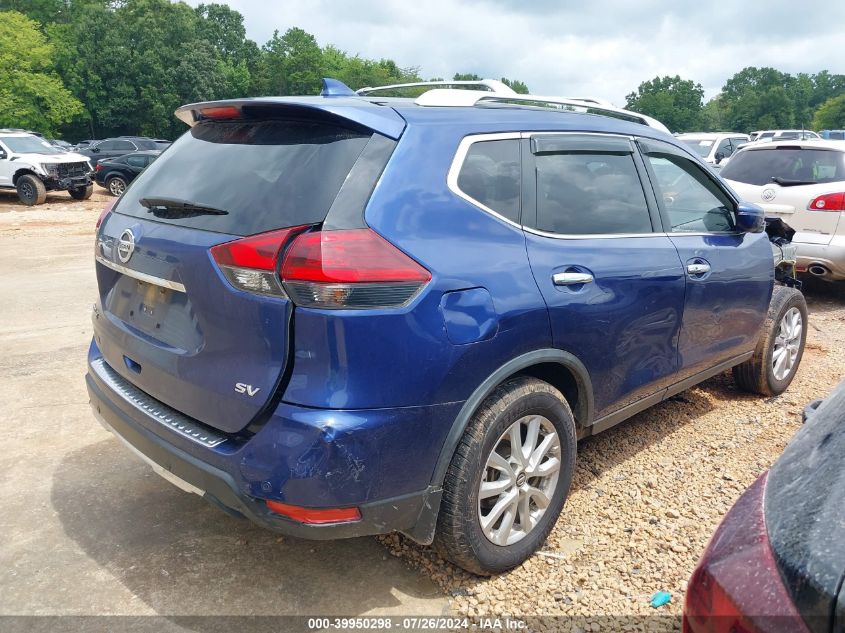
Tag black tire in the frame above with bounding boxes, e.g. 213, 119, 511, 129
733, 285, 808, 396
106, 175, 127, 197
16, 174, 47, 206
69, 183, 94, 200
434, 376, 577, 575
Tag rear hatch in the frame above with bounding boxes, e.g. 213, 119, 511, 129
93, 107, 400, 434
721, 145, 845, 245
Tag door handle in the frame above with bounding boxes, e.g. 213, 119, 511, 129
552, 272, 594, 286
687, 262, 711, 275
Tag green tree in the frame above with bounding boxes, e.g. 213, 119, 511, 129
625, 75, 704, 132
720, 67, 795, 132
262, 27, 323, 95
698, 96, 726, 131
501, 77, 529, 94
0, 10, 83, 134
812, 94, 845, 130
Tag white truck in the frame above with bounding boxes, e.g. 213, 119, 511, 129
0, 130, 94, 205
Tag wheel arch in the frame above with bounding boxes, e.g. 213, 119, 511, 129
13, 168, 40, 186
429, 349, 593, 490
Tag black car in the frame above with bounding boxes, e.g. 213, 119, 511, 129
80, 137, 158, 162
94, 150, 160, 196
684, 380, 845, 633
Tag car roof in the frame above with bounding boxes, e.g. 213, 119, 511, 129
741, 139, 845, 152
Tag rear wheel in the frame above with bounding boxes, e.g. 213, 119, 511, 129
16, 174, 47, 206
434, 376, 577, 575
106, 175, 127, 196
69, 183, 93, 200
733, 285, 807, 396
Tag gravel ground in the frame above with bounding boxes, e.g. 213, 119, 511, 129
3, 190, 843, 629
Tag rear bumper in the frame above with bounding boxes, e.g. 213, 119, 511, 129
86, 344, 456, 542
794, 234, 845, 279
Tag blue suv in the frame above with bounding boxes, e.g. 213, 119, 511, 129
86, 79, 807, 574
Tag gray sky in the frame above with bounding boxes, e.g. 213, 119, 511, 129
188, 0, 845, 104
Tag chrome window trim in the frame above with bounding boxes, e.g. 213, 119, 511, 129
448, 131, 744, 241
95, 254, 187, 293
447, 132, 524, 229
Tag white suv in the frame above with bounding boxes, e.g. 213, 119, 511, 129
0, 130, 94, 206
676, 132, 750, 167
721, 140, 845, 280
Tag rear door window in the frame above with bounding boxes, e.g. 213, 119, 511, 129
535, 150, 653, 235
721, 147, 845, 186
456, 139, 521, 223
115, 120, 373, 235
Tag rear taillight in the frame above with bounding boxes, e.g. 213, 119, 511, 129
683, 474, 808, 633
211, 227, 431, 308
94, 162, 103, 172
210, 226, 308, 297
95, 198, 116, 229
807, 192, 845, 211
280, 228, 431, 309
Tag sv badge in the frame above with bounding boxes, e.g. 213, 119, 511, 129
234, 383, 260, 397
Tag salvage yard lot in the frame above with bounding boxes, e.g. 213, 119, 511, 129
1, 192, 843, 626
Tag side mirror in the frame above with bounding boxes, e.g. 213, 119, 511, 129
736, 202, 765, 233
714, 152, 725, 164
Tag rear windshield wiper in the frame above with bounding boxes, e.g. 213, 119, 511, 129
139, 196, 229, 218
771, 177, 818, 187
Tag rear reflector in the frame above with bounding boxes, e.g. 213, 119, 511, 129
210, 225, 308, 297
265, 500, 361, 524
807, 192, 845, 211
281, 229, 431, 309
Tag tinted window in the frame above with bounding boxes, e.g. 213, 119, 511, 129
113, 140, 135, 151
680, 138, 713, 158
721, 147, 845, 186
716, 139, 733, 157
116, 120, 372, 235
457, 140, 521, 223
536, 153, 652, 235
96, 140, 117, 150
645, 154, 735, 233
126, 155, 147, 167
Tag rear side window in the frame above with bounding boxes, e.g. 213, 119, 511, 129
536, 153, 652, 235
456, 139, 521, 223
116, 120, 372, 235
721, 148, 845, 186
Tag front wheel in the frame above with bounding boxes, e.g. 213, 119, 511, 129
434, 376, 577, 575
16, 174, 47, 206
733, 285, 808, 396
69, 183, 93, 200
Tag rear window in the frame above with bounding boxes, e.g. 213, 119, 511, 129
721, 147, 845, 186
679, 138, 713, 157
116, 120, 372, 235
457, 139, 521, 223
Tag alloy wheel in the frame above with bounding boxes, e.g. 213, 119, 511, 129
478, 415, 561, 546
772, 306, 802, 381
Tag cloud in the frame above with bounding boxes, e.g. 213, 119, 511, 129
185, 0, 845, 104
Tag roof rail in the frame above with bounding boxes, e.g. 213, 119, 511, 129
413, 89, 670, 133
357, 79, 517, 96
